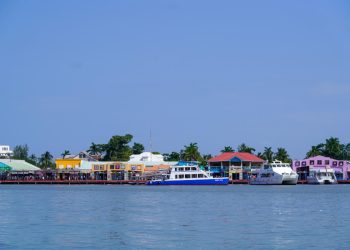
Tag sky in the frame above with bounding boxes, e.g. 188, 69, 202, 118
1, 0, 350, 159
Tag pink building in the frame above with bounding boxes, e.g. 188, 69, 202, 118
292, 155, 350, 180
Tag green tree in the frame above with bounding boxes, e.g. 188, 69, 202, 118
274, 147, 291, 163
221, 146, 234, 153
163, 152, 180, 161
237, 143, 255, 154
199, 154, 212, 166
13, 144, 29, 160
61, 150, 70, 159
343, 143, 350, 160
27, 154, 38, 166
132, 143, 145, 154
104, 134, 133, 161
323, 137, 343, 159
182, 143, 202, 161
262, 147, 274, 162
39, 151, 54, 169
87, 142, 104, 155
257, 152, 264, 159
306, 144, 324, 158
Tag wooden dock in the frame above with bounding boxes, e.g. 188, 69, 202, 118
0, 180, 147, 185
1, 179, 350, 185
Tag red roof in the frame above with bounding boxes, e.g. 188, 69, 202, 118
208, 152, 264, 163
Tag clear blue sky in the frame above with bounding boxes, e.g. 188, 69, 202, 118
1, 0, 350, 159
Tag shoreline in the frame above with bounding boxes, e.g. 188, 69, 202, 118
1, 180, 350, 185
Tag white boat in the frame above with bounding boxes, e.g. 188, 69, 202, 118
250, 160, 298, 185
147, 164, 229, 185
307, 167, 337, 184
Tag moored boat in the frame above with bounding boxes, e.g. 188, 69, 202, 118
250, 160, 298, 185
147, 164, 229, 185
307, 167, 337, 184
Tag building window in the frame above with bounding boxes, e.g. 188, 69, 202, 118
339, 161, 344, 166
302, 161, 306, 166
333, 161, 338, 166
110, 165, 115, 170
325, 160, 330, 165
317, 160, 322, 165
295, 161, 300, 167
310, 160, 314, 165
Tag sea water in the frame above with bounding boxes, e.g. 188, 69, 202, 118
0, 185, 350, 249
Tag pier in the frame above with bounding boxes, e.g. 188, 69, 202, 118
0, 180, 147, 185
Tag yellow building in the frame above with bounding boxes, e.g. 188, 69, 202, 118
56, 159, 82, 169
91, 162, 145, 180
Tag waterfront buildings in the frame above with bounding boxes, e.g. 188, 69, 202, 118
292, 155, 350, 180
0, 159, 41, 180
54, 151, 176, 180
208, 152, 264, 180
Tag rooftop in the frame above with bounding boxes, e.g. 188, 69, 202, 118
208, 152, 264, 163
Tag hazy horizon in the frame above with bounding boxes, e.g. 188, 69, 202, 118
1, 0, 350, 159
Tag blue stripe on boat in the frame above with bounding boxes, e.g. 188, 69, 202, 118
147, 178, 229, 185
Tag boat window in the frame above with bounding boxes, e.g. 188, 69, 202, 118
185, 174, 191, 178
191, 167, 196, 171
198, 174, 204, 178
191, 174, 197, 178
178, 174, 184, 179
174, 168, 177, 171
264, 165, 269, 170
179, 168, 184, 171
185, 167, 191, 171
175, 175, 178, 179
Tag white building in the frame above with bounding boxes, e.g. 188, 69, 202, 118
129, 152, 164, 163
0, 145, 13, 158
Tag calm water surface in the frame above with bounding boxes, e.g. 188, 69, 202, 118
0, 185, 350, 249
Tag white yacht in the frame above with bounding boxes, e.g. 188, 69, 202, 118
147, 164, 229, 185
307, 167, 337, 184
250, 160, 298, 185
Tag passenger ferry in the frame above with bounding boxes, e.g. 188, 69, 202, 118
147, 164, 229, 185
307, 167, 337, 184
250, 160, 298, 185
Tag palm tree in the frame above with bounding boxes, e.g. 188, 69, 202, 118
324, 137, 343, 159
306, 144, 324, 158
274, 147, 291, 163
87, 142, 104, 155
262, 147, 274, 162
61, 150, 70, 159
182, 143, 202, 161
39, 151, 53, 169
27, 154, 38, 166
237, 143, 255, 154
342, 143, 350, 160
221, 146, 234, 153
256, 152, 264, 159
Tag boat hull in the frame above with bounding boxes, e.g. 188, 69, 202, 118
147, 178, 229, 185
307, 176, 337, 184
250, 175, 298, 185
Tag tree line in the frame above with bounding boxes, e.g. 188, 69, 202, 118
9, 135, 350, 168
8, 145, 54, 169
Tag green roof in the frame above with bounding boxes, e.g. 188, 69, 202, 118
0, 160, 41, 171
